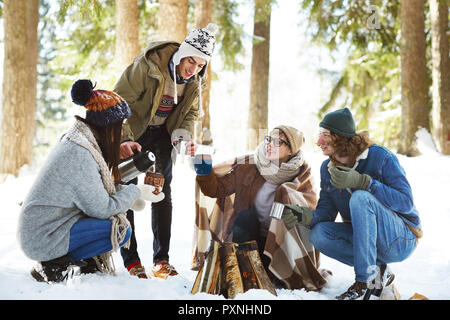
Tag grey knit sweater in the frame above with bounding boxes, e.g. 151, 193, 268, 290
17, 138, 140, 262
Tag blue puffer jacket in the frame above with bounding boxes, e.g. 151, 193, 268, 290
309, 144, 421, 229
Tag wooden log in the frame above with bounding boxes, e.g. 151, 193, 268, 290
200, 243, 214, 292
219, 242, 244, 299
238, 241, 277, 296
191, 240, 221, 295
203, 240, 220, 293
236, 245, 259, 291
208, 253, 221, 294
191, 262, 204, 294
192, 240, 277, 298
216, 261, 223, 295
247, 248, 277, 296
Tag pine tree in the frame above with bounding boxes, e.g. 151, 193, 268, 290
115, 0, 141, 73
194, 0, 213, 145
247, 0, 272, 151
0, 0, 39, 178
430, 0, 450, 154
398, 0, 430, 156
157, 0, 188, 42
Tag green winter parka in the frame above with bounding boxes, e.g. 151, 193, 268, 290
113, 41, 205, 142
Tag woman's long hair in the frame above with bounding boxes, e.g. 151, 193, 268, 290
76, 116, 123, 183
328, 131, 375, 167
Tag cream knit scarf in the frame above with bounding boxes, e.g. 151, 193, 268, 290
254, 141, 305, 185
61, 119, 131, 275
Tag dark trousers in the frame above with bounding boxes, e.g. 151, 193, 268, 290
232, 209, 266, 257
120, 126, 173, 267
232, 209, 281, 285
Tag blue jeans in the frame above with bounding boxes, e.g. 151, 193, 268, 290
68, 217, 131, 261
309, 190, 417, 283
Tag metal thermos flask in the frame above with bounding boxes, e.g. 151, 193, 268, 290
118, 149, 156, 183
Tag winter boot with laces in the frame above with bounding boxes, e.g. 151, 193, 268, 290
336, 264, 397, 300
368, 264, 398, 300
336, 281, 369, 300
151, 260, 178, 279
361, 264, 396, 300
127, 262, 148, 279
30, 254, 85, 283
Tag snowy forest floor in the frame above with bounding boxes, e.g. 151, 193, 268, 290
0, 130, 449, 302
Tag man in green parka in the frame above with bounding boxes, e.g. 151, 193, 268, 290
114, 23, 218, 279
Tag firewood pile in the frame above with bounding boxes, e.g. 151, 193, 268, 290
191, 240, 277, 298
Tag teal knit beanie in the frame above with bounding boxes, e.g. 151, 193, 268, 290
319, 108, 356, 138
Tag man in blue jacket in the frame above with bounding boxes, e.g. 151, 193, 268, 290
281, 108, 422, 300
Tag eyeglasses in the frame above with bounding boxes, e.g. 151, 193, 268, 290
264, 135, 290, 147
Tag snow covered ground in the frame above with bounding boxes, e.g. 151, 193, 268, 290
0, 128, 449, 302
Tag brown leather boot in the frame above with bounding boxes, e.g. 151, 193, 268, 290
151, 260, 178, 279
127, 262, 148, 279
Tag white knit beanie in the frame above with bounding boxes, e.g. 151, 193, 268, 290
172, 23, 218, 111
173, 23, 218, 66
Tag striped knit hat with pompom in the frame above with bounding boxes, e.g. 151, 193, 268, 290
71, 79, 131, 126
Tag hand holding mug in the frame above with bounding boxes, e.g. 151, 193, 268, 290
193, 154, 212, 176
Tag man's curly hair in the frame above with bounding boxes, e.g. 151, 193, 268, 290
327, 131, 375, 167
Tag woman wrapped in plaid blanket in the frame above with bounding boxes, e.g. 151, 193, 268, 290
192, 125, 330, 290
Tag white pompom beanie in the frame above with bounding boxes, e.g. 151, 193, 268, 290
171, 23, 219, 114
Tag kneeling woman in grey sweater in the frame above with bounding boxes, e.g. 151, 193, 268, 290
17, 80, 153, 283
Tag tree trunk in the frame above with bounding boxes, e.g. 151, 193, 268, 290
194, 0, 213, 145
0, 0, 39, 178
247, 0, 271, 151
115, 0, 141, 73
157, 0, 188, 42
398, 0, 430, 156
430, 0, 450, 154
